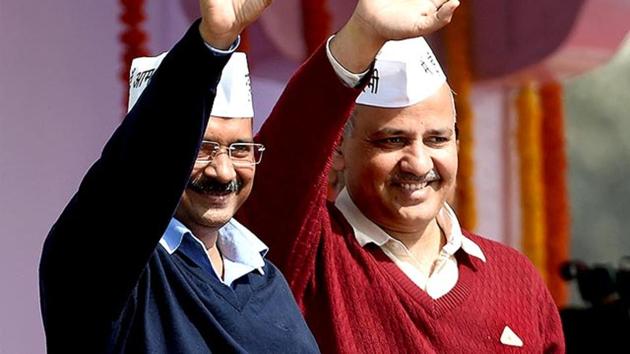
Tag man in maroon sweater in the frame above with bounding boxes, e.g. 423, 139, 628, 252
239, 0, 565, 352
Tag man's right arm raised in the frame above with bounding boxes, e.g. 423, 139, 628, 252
239, 0, 459, 271
39, 0, 272, 347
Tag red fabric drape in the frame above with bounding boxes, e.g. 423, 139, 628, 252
120, 0, 149, 111
301, 0, 331, 56
240, 28, 251, 54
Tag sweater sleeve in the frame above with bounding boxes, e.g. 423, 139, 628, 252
39, 21, 229, 331
237, 44, 366, 275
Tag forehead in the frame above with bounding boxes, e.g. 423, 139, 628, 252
204, 117, 253, 141
354, 83, 455, 133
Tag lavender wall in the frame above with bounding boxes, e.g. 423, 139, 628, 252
0, 1, 120, 353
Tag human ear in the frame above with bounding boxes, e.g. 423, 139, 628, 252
332, 142, 345, 172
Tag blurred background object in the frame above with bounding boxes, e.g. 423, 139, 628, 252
560, 257, 630, 353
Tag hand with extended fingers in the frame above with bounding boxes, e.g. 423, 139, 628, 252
354, 0, 459, 43
198, 0, 273, 49
332, 0, 460, 73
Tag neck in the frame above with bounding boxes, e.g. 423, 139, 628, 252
190, 224, 225, 279
384, 218, 445, 263
175, 214, 224, 278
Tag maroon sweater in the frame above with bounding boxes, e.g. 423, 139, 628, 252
239, 44, 565, 353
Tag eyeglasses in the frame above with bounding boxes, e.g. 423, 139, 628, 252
195, 140, 266, 167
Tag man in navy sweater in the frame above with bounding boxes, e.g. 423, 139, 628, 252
39, 0, 319, 352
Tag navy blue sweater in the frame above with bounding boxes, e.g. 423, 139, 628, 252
39, 21, 319, 354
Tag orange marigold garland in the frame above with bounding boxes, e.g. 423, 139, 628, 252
240, 28, 250, 54
540, 82, 570, 306
120, 0, 149, 111
443, 1, 477, 231
301, 0, 331, 56
516, 83, 547, 281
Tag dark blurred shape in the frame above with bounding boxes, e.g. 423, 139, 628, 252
616, 256, 630, 303
559, 258, 630, 353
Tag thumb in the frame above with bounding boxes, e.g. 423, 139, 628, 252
435, 0, 459, 23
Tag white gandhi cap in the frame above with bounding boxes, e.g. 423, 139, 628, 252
127, 52, 253, 118
356, 37, 446, 108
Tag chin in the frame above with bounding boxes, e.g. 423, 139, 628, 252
397, 211, 437, 226
198, 214, 233, 229
191, 205, 237, 229
396, 200, 443, 224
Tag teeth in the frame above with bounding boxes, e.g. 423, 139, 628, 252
401, 182, 428, 191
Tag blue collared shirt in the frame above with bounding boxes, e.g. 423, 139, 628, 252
159, 217, 268, 287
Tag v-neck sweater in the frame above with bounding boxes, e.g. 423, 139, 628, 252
238, 43, 565, 353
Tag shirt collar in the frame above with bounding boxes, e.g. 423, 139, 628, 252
334, 188, 485, 262
160, 218, 189, 254
437, 203, 486, 262
159, 217, 269, 268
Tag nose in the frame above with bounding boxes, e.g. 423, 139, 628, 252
399, 142, 433, 176
203, 151, 237, 183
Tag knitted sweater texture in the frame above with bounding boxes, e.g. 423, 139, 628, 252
239, 44, 565, 354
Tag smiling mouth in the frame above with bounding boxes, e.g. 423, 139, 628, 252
187, 178, 241, 197
189, 186, 234, 197
399, 182, 434, 191
392, 169, 442, 188
392, 169, 442, 193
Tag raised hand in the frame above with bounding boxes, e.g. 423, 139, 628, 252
332, 0, 460, 73
199, 0, 273, 49
353, 0, 459, 43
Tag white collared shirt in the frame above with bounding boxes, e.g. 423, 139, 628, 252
160, 217, 268, 286
335, 189, 486, 299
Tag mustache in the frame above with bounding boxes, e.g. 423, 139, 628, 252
187, 176, 242, 194
391, 169, 441, 184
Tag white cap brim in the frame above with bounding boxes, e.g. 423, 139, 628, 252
128, 52, 253, 118
356, 37, 446, 108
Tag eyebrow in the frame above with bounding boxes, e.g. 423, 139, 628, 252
426, 128, 454, 136
373, 128, 408, 136
232, 138, 254, 143
202, 138, 254, 144
372, 127, 454, 136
